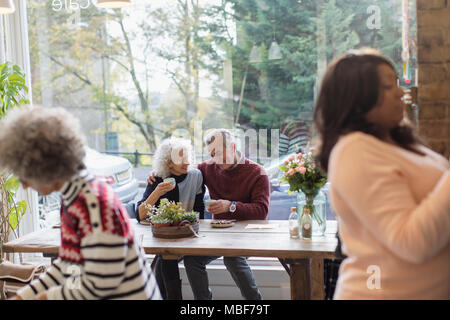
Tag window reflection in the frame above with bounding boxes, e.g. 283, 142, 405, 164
27, 0, 417, 163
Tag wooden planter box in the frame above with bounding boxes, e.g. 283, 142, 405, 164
151, 222, 199, 239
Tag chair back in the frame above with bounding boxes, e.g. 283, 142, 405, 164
124, 202, 137, 219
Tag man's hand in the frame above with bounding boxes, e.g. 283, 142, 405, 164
35, 292, 48, 300
147, 172, 158, 185
208, 199, 232, 215
153, 181, 175, 197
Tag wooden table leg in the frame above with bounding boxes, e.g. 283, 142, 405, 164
311, 258, 325, 300
287, 259, 311, 300
277, 258, 290, 275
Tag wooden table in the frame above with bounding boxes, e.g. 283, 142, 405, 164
3, 219, 337, 300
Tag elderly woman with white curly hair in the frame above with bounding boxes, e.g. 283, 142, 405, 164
136, 137, 205, 300
0, 106, 160, 300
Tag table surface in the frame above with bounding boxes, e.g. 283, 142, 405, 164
3, 220, 338, 260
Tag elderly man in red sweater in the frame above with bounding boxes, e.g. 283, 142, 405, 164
184, 129, 270, 300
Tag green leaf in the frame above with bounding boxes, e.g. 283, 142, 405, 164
5, 175, 20, 192
8, 200, 27, 231
9, 210, 18, 230
7, 74, 24, 83
17, 200, 27, 217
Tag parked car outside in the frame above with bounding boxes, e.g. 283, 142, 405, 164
84, 148, 138, 204
38, 147, 139, 228
203, 154, 335, 220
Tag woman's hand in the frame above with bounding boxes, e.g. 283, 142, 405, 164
153, 181, 175, 197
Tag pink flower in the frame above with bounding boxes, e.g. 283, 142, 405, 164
283, 160, 289, 166
287, 168, 295, 176
310, 147, 317, 153
288, 155, 295, 161
296, 153, 303, 159
299, 167, 306, 174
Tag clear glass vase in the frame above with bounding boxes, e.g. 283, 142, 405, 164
297, 188, 326, 236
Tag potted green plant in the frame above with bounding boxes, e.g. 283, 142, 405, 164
143, 199, 200, 238
180, 211, 199, 225
150, 216, 172, 228
0, 62, 30, 263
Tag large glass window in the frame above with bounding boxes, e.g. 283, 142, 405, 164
26, 0, 417, 219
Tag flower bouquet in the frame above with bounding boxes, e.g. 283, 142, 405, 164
143, 199, 200, 238
279, 147, 327, 230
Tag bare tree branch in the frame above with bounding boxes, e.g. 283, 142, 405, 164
49, 56, 92, 86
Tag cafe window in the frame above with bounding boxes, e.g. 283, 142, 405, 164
25, 0, 417, 160
23, 0, 417, 221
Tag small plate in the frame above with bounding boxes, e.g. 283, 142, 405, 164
210, 220, 234, 228
139, 219, 151, 226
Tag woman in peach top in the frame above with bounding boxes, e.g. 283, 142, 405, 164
313, 48, 450, 299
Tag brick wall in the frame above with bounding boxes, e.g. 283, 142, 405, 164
416, 0, 450, 158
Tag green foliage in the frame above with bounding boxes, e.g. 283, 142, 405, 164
9, 200, 27, 231
180, 211, 199, 223
144, 198, 199, 226
3, 176, 27, 230
150, 216, 171, 225
0, 62, 29, 118
0, 64, 29, 246
4, 175, 21, 197
208, 0, 415, 131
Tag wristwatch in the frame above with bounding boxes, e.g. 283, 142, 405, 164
229, 201, 237, 213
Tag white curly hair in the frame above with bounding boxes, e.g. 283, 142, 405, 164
152, 137, 194, 179
0, 106, 86, 186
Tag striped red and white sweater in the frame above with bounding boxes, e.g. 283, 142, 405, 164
17, 171, 161, 300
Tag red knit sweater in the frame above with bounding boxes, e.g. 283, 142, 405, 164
17, 172, 161, 300
198, 157, 270, 220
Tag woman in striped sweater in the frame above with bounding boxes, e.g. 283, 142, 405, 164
0, 106, 161, 300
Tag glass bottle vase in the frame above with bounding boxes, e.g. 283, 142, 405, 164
297, 189, 326, 236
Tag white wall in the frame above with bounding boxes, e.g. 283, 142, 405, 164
178, 257, 291, 300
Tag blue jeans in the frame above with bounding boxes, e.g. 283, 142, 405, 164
184, 256, 262, 300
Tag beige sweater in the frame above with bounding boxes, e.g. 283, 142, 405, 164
329, 132, 450, 299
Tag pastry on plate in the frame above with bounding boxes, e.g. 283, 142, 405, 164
210, 220, 234, 228
140, 218, 151, 226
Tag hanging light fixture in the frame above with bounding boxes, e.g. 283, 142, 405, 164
95, 0, 132, 8
0, 0, 15, 14
268, 19, 282, 60
268, 41, 282, 60
249, 45, 262, 63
